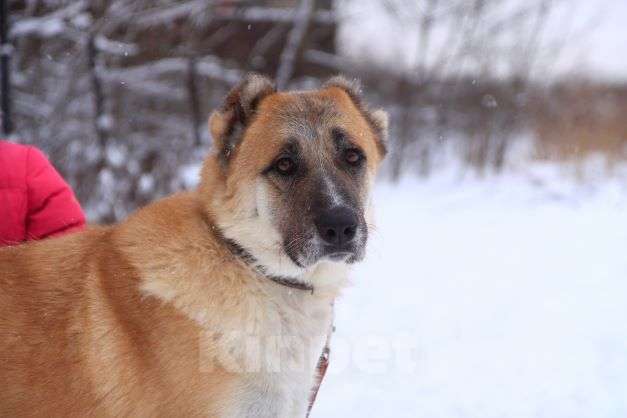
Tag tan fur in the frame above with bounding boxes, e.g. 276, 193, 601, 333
0, 78, 386, 417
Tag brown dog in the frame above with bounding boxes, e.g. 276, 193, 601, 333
0, 74, 388, 417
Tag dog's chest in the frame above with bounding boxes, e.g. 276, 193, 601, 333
223, 296, 333, 418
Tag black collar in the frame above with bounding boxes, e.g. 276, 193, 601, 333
207, 218, 314, 294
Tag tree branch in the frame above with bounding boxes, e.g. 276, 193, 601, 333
276, 0, 314, 90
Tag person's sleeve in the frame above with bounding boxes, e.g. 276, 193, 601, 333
25, 147, 86, 240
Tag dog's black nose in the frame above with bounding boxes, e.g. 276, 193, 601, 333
315, 207, 358, 248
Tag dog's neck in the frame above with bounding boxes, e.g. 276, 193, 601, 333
214, 226, 315, 294
201, 202, 350, 299
117, 192, 345, 342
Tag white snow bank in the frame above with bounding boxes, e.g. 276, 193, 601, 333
313, 165, 627, 417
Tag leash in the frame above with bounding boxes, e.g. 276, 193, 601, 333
307, 310, 334, 417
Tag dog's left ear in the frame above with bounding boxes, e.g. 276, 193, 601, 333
324, 76, 389, 158
209, 73, 276, 163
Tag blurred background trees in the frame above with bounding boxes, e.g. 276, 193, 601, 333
3, 0, 625, 221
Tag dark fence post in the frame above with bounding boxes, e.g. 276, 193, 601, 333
87, 33, 108, 161
186, 56, 202, 147
0, 0, 13, 135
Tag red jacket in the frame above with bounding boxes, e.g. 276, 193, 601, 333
0, 140, 86, 246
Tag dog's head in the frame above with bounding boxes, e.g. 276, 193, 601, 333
201, 74, 387, 279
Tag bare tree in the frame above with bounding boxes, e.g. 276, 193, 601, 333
9, 0, 337, 221
276, 0, 314, 89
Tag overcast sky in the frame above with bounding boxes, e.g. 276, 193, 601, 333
573, 0, 627, 81
338, 0, 627, 81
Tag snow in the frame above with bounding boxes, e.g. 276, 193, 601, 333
313, 164, 627, 418
180, 163, 202, 190
94, 35, 138, 57
11, 1, 86, 38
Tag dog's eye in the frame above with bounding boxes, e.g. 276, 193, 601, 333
275, 157, 297, 175
344, 149, 364, 166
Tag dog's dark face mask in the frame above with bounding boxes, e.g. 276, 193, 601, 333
258, 88, 388, 269
263, 113, 370, 267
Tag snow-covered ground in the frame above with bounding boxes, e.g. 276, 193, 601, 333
313, 164, 627, 418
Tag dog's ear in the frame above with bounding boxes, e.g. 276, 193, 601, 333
324, 75, 389, 158
209, 73, 276, 163
324, 75, 364, 107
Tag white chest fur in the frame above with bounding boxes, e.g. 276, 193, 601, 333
141, 258, 345, 418
222, 290, 334, 418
